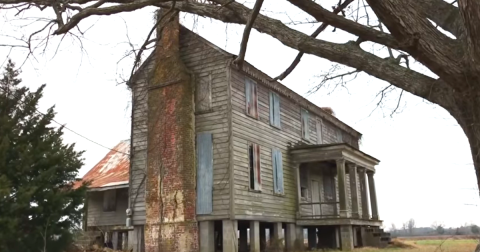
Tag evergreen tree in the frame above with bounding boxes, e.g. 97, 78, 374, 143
0, 59, 88, 252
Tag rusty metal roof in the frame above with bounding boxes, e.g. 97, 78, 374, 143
74, 140, 130, 190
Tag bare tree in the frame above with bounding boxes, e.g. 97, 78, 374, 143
2, 0, 480, 198
407, 218, 415, 235
390, 223, 396, 235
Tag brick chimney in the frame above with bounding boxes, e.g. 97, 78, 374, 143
145, 9, 197, 252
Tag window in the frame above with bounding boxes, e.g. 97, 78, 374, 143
316, 118, 323, 144
300, 187, 308, 198
301, 108, 310, 140
103, 190, 116, 212
195, 74, 212, 112
245, 78, 259, 119
248, 143, 262, 191
269, 92, 281, 128
336, 130, 343, 143
323, 173, 336, 202
272, 148, 284, 194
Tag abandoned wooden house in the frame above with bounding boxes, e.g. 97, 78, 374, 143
79, 10, 390, 252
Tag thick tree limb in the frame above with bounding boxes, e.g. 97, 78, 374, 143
287, 0, 399, 49
416, 0, 463, 38
367, 0, 464, 89
272, 0, 354, 82
158, 1, 455, 111
458, 0, 480, 70
233, 0, 264, 68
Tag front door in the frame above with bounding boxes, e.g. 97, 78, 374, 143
311, 180, 321, 218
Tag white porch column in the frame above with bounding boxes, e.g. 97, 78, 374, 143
359, 168, 370, 219
367, 171, 379, 220
336, 159, 348, 217
348, 163, 360, 218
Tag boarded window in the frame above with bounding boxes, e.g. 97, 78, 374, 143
336, 130, 343, 143
196, 132, 213, 214
245, 78, 259, 119
301, 108, 310, 140
195, 74, 212, 112
103, 190, 116, 212
272, 148, 284, 194
316, 118, 323, 144
269, 92, 281, 128
249, 143, 262, 191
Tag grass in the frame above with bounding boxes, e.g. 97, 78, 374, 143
356, 238, 478, 252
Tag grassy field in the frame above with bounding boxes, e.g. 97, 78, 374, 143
357, 238, 478, 252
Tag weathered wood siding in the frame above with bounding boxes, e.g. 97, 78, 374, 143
129, 27, 232, 224
230, 66, 360, 222
87, 188, 128, 227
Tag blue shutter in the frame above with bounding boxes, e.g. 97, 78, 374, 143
274, 93, 280, 127
272, 148, 284, 194
196, 132, 213, 214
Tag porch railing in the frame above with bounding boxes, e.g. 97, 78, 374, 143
298, 201, 340, 219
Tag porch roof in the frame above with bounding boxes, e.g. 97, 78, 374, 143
289, 143, 380, 171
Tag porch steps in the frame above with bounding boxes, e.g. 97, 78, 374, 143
364, 226, 391, 248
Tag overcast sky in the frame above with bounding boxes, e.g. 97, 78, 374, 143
1, 0, 478, 230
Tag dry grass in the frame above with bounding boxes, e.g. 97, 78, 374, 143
356, 238, 478, 252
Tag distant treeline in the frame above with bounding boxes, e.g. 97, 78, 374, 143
390, 225, 480, 237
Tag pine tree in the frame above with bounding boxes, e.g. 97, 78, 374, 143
0, 59, 88, 252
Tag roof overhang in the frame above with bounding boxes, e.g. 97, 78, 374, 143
290, 143, 380, 171
87, 181, 129, 192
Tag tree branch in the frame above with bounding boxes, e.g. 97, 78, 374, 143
160, 0, 455, 110
272, 0, 354, 82
233, 0, 264, 68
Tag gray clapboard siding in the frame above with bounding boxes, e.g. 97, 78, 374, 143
87, 188, 128, 227
129, 27, 232, 224
230, 66, 362, 222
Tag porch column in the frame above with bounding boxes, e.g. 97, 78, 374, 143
295, 163, 302, 214
336, 158, 348, 217
348, 163, 360, 218
367, 171, 379, 220
359, 168, 370, 219
250, 221, 260, 252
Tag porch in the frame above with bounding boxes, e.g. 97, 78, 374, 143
290, 143, 381, 226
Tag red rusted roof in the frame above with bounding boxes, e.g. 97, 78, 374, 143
74, 140, 130, 190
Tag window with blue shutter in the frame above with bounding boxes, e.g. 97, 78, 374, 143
196, 132, 213, 214
245, 78, 259, 119
272, 148, 284, 194
269, 92, 281, 128
301, 108, 310, 140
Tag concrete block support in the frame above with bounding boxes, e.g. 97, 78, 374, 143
223, 220, 238, 252
250, 221, 260, 252
340, 226, 354, 251
272, 222, 283, 249
122, 233, 127, 251
200, 221, 215, 252
128, 226, 144, 252
285, 223, 296, 251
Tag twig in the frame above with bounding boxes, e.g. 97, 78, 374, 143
232, 0, 264, 68
390, 90, 403, 117
271, 0, 354, 82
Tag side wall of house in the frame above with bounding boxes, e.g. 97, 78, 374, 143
87, 188, 129, 227
129, 28, 232, 225
230, 66, 360, 222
